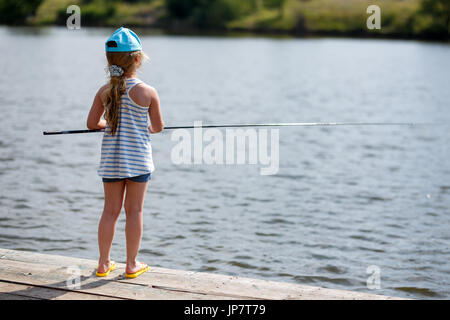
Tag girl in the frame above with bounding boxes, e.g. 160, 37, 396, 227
86, 27, 164, 278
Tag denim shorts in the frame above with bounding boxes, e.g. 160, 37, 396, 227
102, 173, 151, 183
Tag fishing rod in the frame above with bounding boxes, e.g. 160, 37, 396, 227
42, 122, 428, 136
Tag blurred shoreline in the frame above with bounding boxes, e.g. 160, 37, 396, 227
2, 25, 449, 45
0, 0, 449, 41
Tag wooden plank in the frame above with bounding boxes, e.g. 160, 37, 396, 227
120, 270, 398, 300
0, 248, 181, 276
0, 248, 403, 300
0, 258, 239, 300
0, 249, 99, 270
0, 281, 119, 300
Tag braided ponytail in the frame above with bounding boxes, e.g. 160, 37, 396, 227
104, 51, 147, 135
105, 72, 126, 135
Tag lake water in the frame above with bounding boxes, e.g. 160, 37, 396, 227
0, 26, 449, 299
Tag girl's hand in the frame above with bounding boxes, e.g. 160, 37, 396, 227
148, 125, 157, 134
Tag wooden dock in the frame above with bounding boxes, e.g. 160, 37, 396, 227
0, 248, 403, 300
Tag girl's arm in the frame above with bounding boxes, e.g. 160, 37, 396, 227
86, 85, 108, 129
147, 87, 164, 133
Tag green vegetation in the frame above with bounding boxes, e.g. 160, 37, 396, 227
419, 0, 450, 35
164, 0, 258, 28
0, 0, 43, 24
0, 0, 448, 39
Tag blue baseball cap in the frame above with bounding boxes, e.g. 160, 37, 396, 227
105, 27, 142, 52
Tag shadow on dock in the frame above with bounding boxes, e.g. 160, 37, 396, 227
2, 270, 125, 300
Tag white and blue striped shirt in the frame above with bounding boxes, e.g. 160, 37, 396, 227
98, 78, 155, 179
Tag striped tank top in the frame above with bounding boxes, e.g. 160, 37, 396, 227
98, 77, 155, 179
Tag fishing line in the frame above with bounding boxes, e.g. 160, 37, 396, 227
42, 122, 435, 136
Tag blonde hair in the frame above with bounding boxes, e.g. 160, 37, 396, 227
104, 51, 148, 135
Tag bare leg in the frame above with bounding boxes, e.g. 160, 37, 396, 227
98, 180, 126, 273
124, 179, 149, 274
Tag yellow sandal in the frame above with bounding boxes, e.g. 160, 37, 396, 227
96, 262, 117, 277
125, 263, 150, 279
